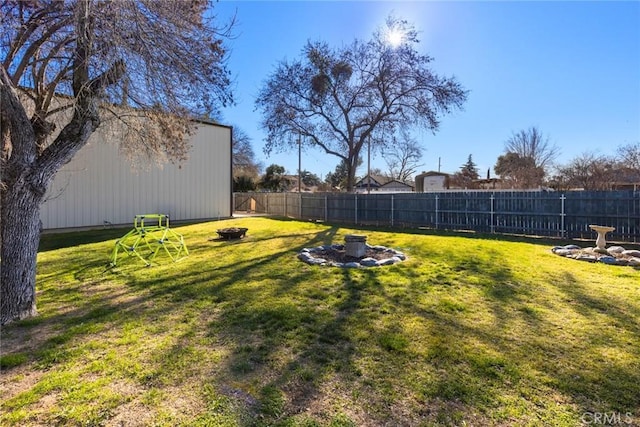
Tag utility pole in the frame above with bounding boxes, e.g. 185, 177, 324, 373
367, 135, 371, 194
298, 133, 301, 193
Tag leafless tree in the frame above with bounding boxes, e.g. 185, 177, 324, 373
614, 142, 640, 185
494, 152, 545, 189
1, 0, 234, 324
496, 127, 559, 188
255, 15, 467, 192
382, 129, 423, 182
552, 152, 617, 190
232, 126, 261, 179
505, 127, 559, 170
616, 142, 640, 171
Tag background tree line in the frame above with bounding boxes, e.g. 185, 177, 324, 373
234, 123, 639, 193
549, 142, 640, 190
442, 127, 639, 191
493, 127, 639, 191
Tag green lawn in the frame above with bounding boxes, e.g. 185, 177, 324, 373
1, 217, 639, 426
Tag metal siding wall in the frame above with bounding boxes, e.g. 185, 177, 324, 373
40, 123, 231, 229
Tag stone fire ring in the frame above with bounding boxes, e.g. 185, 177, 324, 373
298, 244, 407, 268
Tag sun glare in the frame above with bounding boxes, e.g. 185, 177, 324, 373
387, 29, 404, 47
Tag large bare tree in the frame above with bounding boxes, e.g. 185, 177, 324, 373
255, 16, 467, 192
494, 152, 545, 189
495, 127, 559, 188
1, 0, 233, 324
504, 127, 559, 170
382, 128, 423, 182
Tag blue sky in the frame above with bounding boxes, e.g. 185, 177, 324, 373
214, 1, 640, 180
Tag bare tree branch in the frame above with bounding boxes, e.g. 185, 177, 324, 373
1, 0, 235, 324
256, 15, 466, 191
382, 128, 423, 181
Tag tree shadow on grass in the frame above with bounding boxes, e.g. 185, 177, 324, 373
205, 245, 523, 425
209, 265, 366, 425
548, 271, 640, 413
38, 227, 130, 252
365, 251, 640, 422
193, 226, 640, 425
5, 219, 639, 426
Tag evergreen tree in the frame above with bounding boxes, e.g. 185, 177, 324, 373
259, 164, 286, 192
300, 170, 322, 187
452, 155, 479, 189
461, 155, 479, 178
325, 160, 349, 190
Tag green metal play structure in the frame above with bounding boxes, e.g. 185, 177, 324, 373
110, 214, 188, 267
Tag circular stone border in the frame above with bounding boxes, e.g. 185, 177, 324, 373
298, 244, 407, 268
551, 244, 640, 267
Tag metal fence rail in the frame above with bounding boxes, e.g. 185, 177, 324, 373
234, 190, 640, 242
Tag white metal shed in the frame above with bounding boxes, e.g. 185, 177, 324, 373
40, 121, 232, 230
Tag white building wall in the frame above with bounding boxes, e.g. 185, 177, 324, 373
423, 175, 447, 191
40, 122, 231, 230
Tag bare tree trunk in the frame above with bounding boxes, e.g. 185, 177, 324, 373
1, 181, 42, 324
1, 0, 229, 324
1, 0, 103, 325
1, 64, 42, 324
346, 158, 357, 193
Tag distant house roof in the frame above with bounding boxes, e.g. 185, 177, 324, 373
611, 182, 640, 190
354, 174, 385, 189
354, 174, 414, 192
381, 179, 414, 190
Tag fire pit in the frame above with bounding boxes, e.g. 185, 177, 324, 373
216, 227, 248, 240
298, 234, 407, 268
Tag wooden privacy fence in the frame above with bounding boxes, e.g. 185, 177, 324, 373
234, 190, 640, 243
